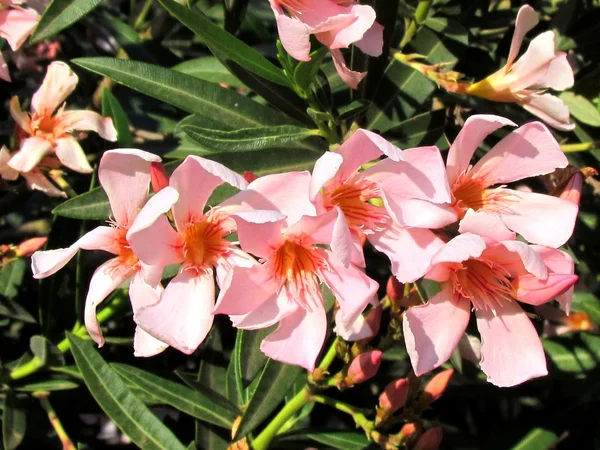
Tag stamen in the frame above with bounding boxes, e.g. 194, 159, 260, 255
182, 211, 234, 272
452, 171, 518, 218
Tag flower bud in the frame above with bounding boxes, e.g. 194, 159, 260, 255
16, 237, 47, 257
415, 427, 443, 450
559, 172, 583, 206
386, 276, 404, 304
379, 378, 409, 413
363, 305, 382, 339
243, 171, 258, 183
399, 422, 420, 440
150, 162, 169, 193
424, 369, 453, 404
345, 350, 382, 386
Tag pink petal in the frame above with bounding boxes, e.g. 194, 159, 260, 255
0, 146, 19, 180
382, 195, 457, 229
509, 31, 557, 89
9, 96, 29, 133
99, 149, 162, 227
505, 5, 539, 69
232, 210, 286, 259
57, 110, 117, 141
133, 326, 169, 357
213, 264, 278, 316
0, 7, 38, 50
476, 301, 547, 387
309, 151, 343, 202
261, 302, 327, 371
8, 137, 52, 172
170, 156, 247, 229
498, 240, 548, 280
330, 48, 365, 90
31, 226, 118, 279
319, 250, 379, 327
403, 284, 471, 376
369, 225, 445, 283
349, 230, 366, 267
135, 271, 215, 354
285, 209, 338, 246
354, 21, 384, 56
512, 273, 577, 305
535, 52, 573, 91
334, 308, 374, 341
499, 190, 578, 247
471, 121, 568, 186
522, 93, 575, 131
458, 209, 516, 241
31, 62, 78, 116
230, 289, 299, 330
446, 114, 516, 186
215, 247, 258, 287
430, 233, 487, 266
319, 4, 376, 50
270, 3, 311, 61
54, 137, 93, 173
129, 267, 162, 313
22, 171, 66, 198
127, 190, 184, 267
85, 258, 133, 346
330, 207, 353, 267
531, 246, 574, 313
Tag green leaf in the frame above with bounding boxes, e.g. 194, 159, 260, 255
510, 428, 559, 450
157, 0, 291, 87
293, 47, 329, 91
571, 291, 600, 325
67, 333, 187, 450
174, 371, 240, 414
31, 0, 103, 43
225, 332, 244, 406
173, 57, 244, 88
112, 363, 237, 428
543, 333, 600, 373
2, 391, 26, 450
15, 379, 79, 392
52, 187, 110, 220
182, 125, 319, 152
277, 429, 371, 450
560, 92, 600, 127
30, 335, 65, 367
72, 58, 295, 129
388, 110, 448, 150
102, 89, 133, 147
0, 259, 27, 299
0, 297, 36, 323
234, 359, 304, 440
239, 329, 271, 385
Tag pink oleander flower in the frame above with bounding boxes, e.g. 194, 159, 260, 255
8, 61, 117, 174
125, 155, 253, 355
30, 149, 169, 357
403, 233, 578, 387
213, 184, 379, 370
447, 114, 578, 248
269, 0, 383, 89
466, 5, 575, 130
310, 129, 456, 284
0, 0, 40, 81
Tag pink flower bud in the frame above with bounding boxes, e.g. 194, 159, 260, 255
16, 237, 47, 257
346, 350, 382, 385
243, 171, 258, 183
400, 422, 420, 440
150, 162, 169, 193
559, 172, 583, 206
424, 369, 453, 404
386, 276, 404, 304
379, 378, 409, 413
415, 427, 443, 450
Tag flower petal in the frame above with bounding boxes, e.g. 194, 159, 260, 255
232, 210, 286, 259
512, 273, 578, 305
458, 209, 516, 241
8, 137, 52, 172
31, 61, 78, 116
135, 270, 215, 354
230, 289, 298, 330
509, 31, 557, 88
0, 7, 38, 50
403, 284, 471, 376
330, 49, 365, 90
309, 151, 343, 202
505, 5, 539, 68
99, 149, 162, 227
354, 20, 384, 56
57, 110, 117, 141
531, 246, 575, 313
430, 233, 487, 266
22, 171, 66, 198
498, 240, 548, 280
522, 93, 575, 131
54, 138, 93, 173
476, 301, 547, 387
535, 52, 573, 91
446, 114, 516, 186
133, 326, 169, 357
270, 2, 311, 61
261, 302, 327, 371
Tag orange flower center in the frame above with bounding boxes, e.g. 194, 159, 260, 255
324, 177, 387, 232
451, 258, 516, 310
182, 213, 233, 271
114, 227, 139, 269
451, 172, 516, 218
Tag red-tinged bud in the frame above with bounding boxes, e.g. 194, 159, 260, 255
386, 276, 404, 304
150, 162, 169, 193
345, 350, 382, 386
424, 369, 453, 404
16, 237, 47, 257
363, 305, 382, 339
415, 427, 443, 450
379, 378, 409, 413
399, 422, 420, 440
243, 171, 258, 183
559, 172, 583, 206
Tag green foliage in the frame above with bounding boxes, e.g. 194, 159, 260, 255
31, 0, 103, 42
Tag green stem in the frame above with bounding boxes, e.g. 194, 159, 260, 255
9, 296, 125, 380
36, 393, 76, 450
561, 142, 596, 152
399, 0, 433, 49
134, 0, 153, 31
252, 387, 311, 450
318, 337, 340, 371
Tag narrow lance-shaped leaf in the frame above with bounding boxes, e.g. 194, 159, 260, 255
2, 391, 26, 450
102, 89, 133, 147
157, 0, 291, 88
31, 0, 104, 43
66, 333, 187, 450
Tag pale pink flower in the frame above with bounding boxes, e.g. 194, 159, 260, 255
31, 149, 168, 357
466, 5, 575, 130
403, 233, 578, 387
0, 0, 39, 51
213, 207, 379, 371
447, 114, 578, 248
310, 129, 456, 284
9, 61, 117, 174
269, 0, 383, 89
125, 155, 253, 355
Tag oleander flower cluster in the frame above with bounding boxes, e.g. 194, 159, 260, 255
32, 114, 579, 387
